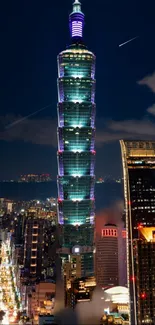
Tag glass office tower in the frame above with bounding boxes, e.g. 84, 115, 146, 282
120, 140, 155, 325
57, 0, 96, 276
136, 227, 155, 325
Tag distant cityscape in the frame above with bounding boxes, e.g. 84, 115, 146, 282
1, 174, 122, 184
96, 176, 122, 184
1, 173, 52, 183
19, 174, 52, 183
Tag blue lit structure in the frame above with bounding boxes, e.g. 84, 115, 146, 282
57, 0, 96, 276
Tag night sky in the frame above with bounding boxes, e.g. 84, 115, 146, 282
1, 0, 155, 180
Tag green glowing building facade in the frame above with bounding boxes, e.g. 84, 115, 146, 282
57, 0, 96, 276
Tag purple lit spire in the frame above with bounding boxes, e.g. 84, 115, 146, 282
69, 0, 84, 40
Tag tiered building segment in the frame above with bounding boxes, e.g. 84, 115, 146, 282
57, 0, 96, 276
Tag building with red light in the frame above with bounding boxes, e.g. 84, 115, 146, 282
120, 140, 155, 325
95, 224, 119, 288
95, 209, 127, 289
135, 227, 155, 325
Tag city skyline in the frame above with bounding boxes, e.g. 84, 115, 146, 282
1, 0, 155, 179
1, 1, 155, 323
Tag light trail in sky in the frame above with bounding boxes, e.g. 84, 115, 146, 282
119, 36, 139, 47
5, 103, 52, 129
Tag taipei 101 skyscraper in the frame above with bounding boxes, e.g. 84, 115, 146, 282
57, 0, 96, 277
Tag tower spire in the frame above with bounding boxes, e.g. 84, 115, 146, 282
69, 0, 84, 41
73, 0, 81, 12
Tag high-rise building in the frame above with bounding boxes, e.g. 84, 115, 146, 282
120, 140, 155, 325
95, 210, 127, 288
95, 224, 119, 288
135, 226, 155, 325
57, 0, 96, 277
23, 214, 56, 283
13, 214, 25, 247
23, 216, 45, 281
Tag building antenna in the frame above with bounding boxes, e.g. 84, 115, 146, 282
73, 0, 82, 12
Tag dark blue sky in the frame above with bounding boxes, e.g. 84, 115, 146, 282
1, 0, 155, 180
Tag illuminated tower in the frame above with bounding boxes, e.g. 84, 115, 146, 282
120, 140, 155, 325
57, 0, 96, 277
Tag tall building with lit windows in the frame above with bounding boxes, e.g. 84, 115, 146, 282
23, 214, 56, 283
120, 140, 155, 325
95, 224, 119, 288
23, 216, 44, 281
136, 226, 155, 325
57, 0, 96, 277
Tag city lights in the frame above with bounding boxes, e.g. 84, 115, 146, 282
0, 239, 21, 324
120, 141, 155, 325
1, 0, 154, 323
140, 293, 146, 299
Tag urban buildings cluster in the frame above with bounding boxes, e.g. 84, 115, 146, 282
0, 198, 57, 324
1, 1, 154, 325
0, 196, 128, 325
96, 177, 122, 184
19, 174, 52, 183
1, 174, 52, 183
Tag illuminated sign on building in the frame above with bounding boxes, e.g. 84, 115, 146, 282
122, 230, 126, 238
102, 229, 118, 237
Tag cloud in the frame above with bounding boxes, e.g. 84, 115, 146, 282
138, 71, 155, 93
1, 70, 155, 148
96, 119, 155, 146
94, 71, 155, 145
0, 115, 57, 146
96, 130, 131, 145
96, 200, 124, 231
109, 119, 155, 135
1, 114, 155, 148
147, 103, 155, 116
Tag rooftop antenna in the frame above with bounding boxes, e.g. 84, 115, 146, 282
69, 0, 84, 40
